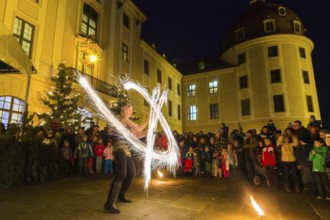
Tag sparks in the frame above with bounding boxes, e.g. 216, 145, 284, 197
76, 71, 180, 191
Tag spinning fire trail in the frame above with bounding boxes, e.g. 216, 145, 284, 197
76, 71, 180, 190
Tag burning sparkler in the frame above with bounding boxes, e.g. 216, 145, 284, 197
250, 195, 264, 219
76, 71, 180, 190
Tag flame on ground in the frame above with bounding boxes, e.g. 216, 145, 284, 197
250, 195, 264, 216
157, 170, 163, 178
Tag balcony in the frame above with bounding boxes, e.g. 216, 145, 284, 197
67, 67, 117, 98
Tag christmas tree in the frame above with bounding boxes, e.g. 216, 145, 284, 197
39, 63, 85, 129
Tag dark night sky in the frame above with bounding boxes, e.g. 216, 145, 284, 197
133, 0, 330, 128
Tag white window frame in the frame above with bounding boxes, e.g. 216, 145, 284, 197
188, 105, 197, 121
293, 20, 302, 34
187, 84, 196, 97
263, 19, 276, 33
235, 27, 245, 42
208, 80, 218, 94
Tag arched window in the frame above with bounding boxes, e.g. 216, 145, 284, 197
0, 96, 25, 128
77, 107, 93, 129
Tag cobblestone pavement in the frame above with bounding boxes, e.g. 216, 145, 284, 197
0, 174, 329, 220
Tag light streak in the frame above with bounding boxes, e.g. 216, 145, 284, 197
250, 195, 264, 217
75, 71, 180, 190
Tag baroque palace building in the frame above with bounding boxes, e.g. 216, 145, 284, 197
0, 0, 182, 132
181, 0, 320, 133
0, 0, 321, 134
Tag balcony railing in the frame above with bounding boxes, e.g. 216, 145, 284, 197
67, 67, 117, 98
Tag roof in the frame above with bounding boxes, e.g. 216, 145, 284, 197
224, 2, 305, 50
177, 59, 236, 76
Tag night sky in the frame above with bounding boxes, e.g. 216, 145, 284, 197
133, 0, 330, 128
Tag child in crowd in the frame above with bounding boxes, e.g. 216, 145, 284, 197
262, 137, 278, 191
183, 147, 194, 173
227, 143, 238, 180
326, 133, 330, 180
220, 148, 229, 180
103, 139, 114, 175
308, 138, 330, 199
94, 137, 105, 174
74, 134, 94, 174
277, 134, 299, 192
212, 150, 219, 177
193, 150, 201, 177
62, 140, 73, 174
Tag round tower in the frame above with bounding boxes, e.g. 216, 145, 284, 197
221, 1, 320, 130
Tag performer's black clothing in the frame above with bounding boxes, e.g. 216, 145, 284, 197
104, 147, 136, 213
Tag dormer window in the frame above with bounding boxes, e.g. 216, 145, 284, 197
263, 19, 276, 33
278, 7, 287, 16
293, 20, 302, 34
235, 27, 245, 42
198, 61, 206, 71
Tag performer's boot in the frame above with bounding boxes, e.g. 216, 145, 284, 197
104, 181, 121, 213
117, 178, 133, 203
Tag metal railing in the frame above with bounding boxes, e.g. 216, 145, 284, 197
67, 67, 117, 97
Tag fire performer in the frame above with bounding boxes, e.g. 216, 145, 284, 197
104, 104, 148, 214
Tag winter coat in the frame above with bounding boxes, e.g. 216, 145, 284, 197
277, 135, 298, 162
308, 145, 327, 172
74, 142, 93, 158
94, 144, 105, 157
296, 143, 313, 167
261, 144, 276, 167
103, 146, 114, 160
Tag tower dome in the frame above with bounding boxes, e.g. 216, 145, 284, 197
224, 2, 305, 50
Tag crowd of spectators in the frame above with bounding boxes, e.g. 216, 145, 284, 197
0, 115, 329, 199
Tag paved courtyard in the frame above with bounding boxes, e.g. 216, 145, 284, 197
0, 174, 329, 220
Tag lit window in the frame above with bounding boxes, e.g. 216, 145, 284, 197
263, 19, 276, 33
238, 53, 246, 64
122, 43, 129, 62
240, 75, 248, 89
268, 46, 278, 57
188, 105, 197, 121
13, 17, 35, 58
168, 100, 172, 116
81, 4, 97, 37
168, 77, 172, 90
302, 71, 310, 84
0, 96, 25, 128
273, 95, 285, 112
299, 47, 306, 58
306, 96, 314, 112
293, 20, 302, 34
123, 12, 130, 29
78, 50, 94, 75
210, 104, 219, 119
177, 83, 181, 96
188, 84, 196, 97
144, 59, 149, 75
270, 69, 281, 83
241, 99, 250, 116
209, 80, 218, 94
235, 27, 245, 42
157, 69, 162, 83
177, 105, 181, 120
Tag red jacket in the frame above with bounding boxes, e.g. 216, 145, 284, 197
261, 144, 276, 166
